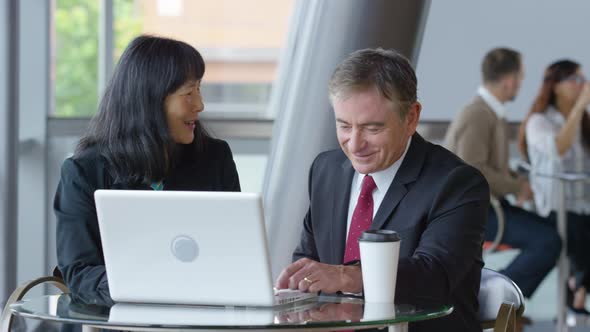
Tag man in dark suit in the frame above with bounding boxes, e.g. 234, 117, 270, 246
275, 48, 490, 332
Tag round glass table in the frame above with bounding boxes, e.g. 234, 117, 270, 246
10, 294, 452, 331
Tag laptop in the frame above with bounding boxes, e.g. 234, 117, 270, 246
94, 190, 315, 307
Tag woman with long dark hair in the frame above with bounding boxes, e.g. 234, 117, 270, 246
54, 35, 240, 304
518, 60, 590, 314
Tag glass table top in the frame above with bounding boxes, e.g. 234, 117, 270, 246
11, 294, 452, 330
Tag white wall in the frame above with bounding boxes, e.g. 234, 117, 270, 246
417, 0, 590, 121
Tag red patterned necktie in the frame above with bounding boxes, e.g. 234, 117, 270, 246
343, 175, 377, 263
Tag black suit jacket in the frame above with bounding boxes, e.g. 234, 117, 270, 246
293, 133, 489, 332
54, 138, 240, 305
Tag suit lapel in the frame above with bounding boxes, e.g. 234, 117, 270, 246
371, 133, 427, 230
331, 158, 355, 264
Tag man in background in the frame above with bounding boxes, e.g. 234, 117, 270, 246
445, 47, 561, 303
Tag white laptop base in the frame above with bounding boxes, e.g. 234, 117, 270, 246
94, 190, 315, 307
108, 298, 320, 326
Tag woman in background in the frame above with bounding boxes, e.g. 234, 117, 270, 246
519, 59, 590, 314
55, 35, 240, 305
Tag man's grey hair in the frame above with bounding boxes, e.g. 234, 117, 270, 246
328, 48, 417, 118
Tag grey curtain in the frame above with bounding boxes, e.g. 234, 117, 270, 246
263, 0, 431, 279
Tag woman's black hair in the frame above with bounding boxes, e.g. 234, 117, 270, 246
75, 35, 208, 184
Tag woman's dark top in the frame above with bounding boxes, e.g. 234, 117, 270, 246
54, 138, 240, 305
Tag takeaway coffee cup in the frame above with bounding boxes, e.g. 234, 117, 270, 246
359, 230, 401, 303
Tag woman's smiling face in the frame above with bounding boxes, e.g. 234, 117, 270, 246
164, 80, 204, 144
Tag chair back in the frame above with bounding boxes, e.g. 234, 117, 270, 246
0, 267, 68, 332
483, 196, 507, 252
478, 268, 525, 332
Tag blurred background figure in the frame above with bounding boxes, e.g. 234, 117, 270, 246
445, 48, 561, 303
519, 59, 590, 315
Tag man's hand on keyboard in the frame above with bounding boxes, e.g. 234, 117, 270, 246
275, 257, 363, 294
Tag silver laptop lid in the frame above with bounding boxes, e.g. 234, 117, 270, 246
94, 190, 275, 306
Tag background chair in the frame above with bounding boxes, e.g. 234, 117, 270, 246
479, 267, 525, 332
483, 195, 513, 253
0, 268, 68, 332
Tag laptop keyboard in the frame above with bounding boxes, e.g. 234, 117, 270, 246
273, 289, 316, 305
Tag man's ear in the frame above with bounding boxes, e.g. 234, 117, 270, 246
406, 101, 422, 135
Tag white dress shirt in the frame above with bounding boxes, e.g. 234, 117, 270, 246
525, 107, 590, 216
478, 86, 507, 119
345, 137, 412, 240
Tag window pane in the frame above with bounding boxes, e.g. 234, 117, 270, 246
52, 0, 293, 118
53, 0, 100, 117
113, 0, 143, 63
119, 0, 294, 117
52, 0, 143, 117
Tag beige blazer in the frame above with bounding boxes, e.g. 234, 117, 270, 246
444, 96, 522, 197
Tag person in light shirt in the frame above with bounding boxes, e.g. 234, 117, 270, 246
445, 48, 561, 303
518, 59, 590, 314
